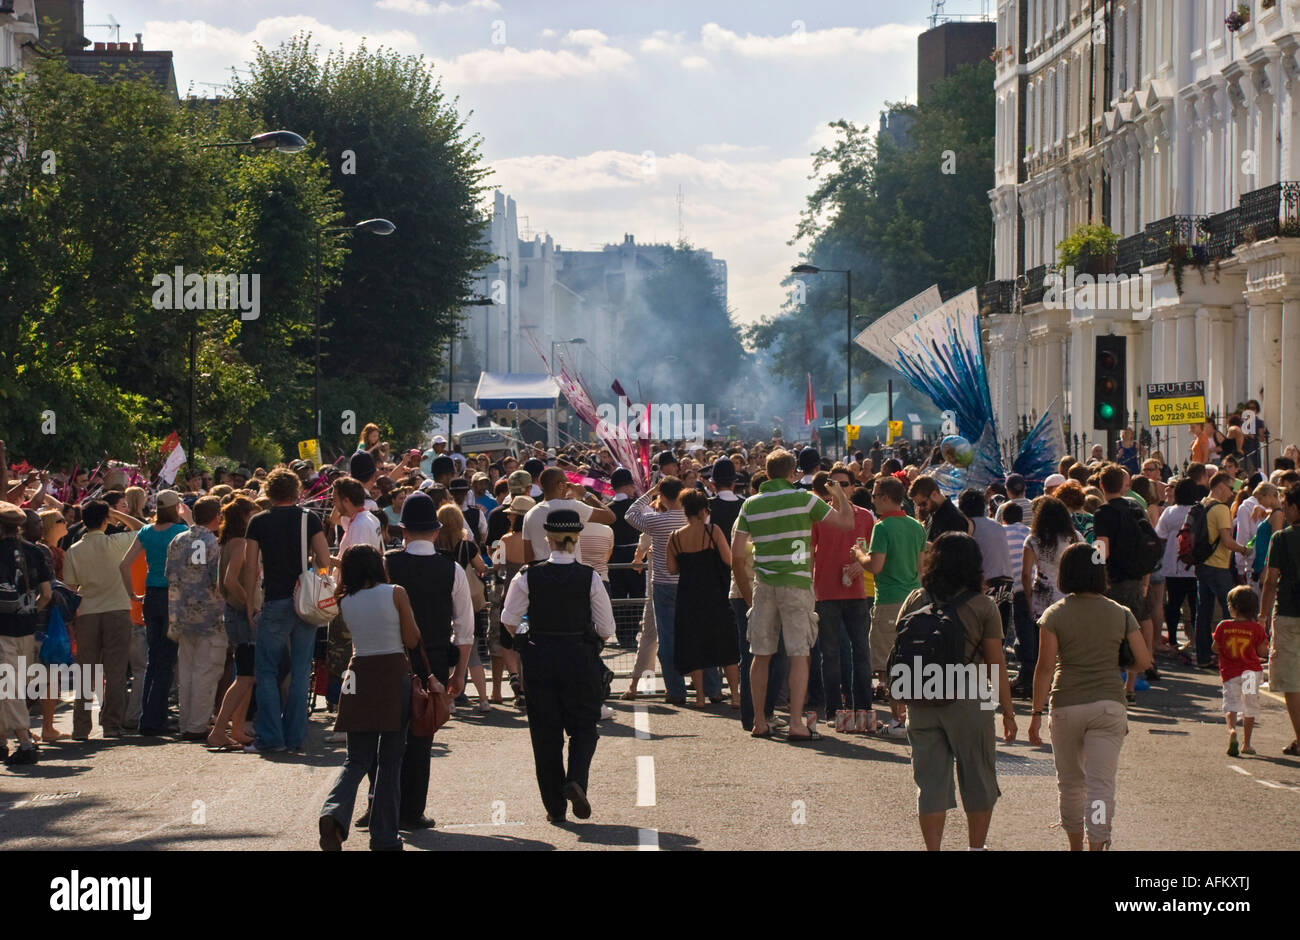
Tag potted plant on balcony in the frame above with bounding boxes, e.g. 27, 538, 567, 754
1226, 4, 1250, 31
1056, 222, 1119, 277
1262, 0, 1276, 11
1165, 229, 1214, 296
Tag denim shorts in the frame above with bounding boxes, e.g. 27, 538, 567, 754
225, 605, 255, 676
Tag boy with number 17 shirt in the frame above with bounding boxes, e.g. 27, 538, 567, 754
1213, 585, 1269, 757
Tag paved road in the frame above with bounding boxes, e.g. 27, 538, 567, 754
2, 652, 1299, 851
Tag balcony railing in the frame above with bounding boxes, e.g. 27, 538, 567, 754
1198, 206, 1242, 261
1143, 215, 1207, 267
1023, 264, 1047, 305
1238, 181, 1300, 242
979, 279, 1015, 314
1115, 232, 1145, 275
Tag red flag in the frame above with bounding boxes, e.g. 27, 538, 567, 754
160, 431, 180, 456
804, 374, 816, 426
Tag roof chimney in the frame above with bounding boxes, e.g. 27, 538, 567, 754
93, 41, 105, 52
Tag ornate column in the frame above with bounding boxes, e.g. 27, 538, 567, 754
1263, 299, 1283, 430
1280, 287, 1300, 451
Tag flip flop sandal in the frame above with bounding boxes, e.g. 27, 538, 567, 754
751, 727, 773, 739
1284, 741, 1300, 756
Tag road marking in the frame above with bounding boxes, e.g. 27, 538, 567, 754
1227, 762, 1300, 792
637, 827, 659, 851
441, 822, 525, 829
636, 755, 656, 806
633, 705, 650, 740
1228, 764, 1252, 776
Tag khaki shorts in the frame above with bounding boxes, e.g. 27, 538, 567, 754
747, 580, 818, 657
1270, 615, 1300, 693
869, 601, 905, 674
907, 697, 1001, 815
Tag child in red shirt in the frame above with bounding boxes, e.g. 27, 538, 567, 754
1212, 585, 1270, 757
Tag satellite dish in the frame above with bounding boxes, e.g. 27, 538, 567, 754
507, 401, 518, 412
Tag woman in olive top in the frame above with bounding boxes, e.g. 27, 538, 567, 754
1029, 543, 1152, 850
896, 532, 1017, 851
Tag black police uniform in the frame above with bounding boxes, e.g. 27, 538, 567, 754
505, 543, 607, 823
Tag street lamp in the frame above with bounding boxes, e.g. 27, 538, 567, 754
447, 296, 495, 438
188, 129, 306, 463
199, 130, 308, 153
792, 263, 852, 458
548, 337, 586, 445
312, 218, 396, 439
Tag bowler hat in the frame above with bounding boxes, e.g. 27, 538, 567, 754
399, 491, 441, 533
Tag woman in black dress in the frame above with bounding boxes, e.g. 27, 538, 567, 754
667, 490, 740, 707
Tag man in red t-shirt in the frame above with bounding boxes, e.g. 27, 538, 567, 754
1212, 585, 1270, 756
810, 469, 875, 728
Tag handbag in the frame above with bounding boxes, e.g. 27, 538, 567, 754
40, 606, 74, 666
293, 509, 338, 625
409, 643, 451, 737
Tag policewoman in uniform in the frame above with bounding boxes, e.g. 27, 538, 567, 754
500, 508, 615, 824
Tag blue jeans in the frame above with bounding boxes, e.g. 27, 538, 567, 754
1012, 592, 1037, 681
141, 587, 177, 732
652, 581, 686, 700
254, 598, 317, 749
732, 597, 786, 730
814, 598, 872, 714
1195, 565, 1235, 666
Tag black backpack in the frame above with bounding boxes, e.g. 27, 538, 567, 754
0, 539, 37, 618
1131, 510, 1167, 576
888, 589, 975, 707
1178, 501, 1220, 568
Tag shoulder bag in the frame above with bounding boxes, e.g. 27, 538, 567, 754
293, 509, 338, 625
409, 642, 451, 737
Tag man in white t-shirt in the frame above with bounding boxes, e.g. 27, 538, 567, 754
330, 476, 383, 567
522, 468, 616, 562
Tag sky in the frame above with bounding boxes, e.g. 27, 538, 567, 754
83, 0, 993, 327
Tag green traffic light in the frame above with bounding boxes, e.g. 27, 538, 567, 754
1098, 403, 1115, 420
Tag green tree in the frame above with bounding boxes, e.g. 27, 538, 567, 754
230, 35, 492, 454
748, 61, 994, 397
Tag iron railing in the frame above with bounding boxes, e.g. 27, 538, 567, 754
1199, 205, 1242, 260
1238, 181, 1300, 242
1023, 264, 1048, 304
1115, 232, 1145, 275
980, 279, 1015, 314
1143, 215, 1207, 267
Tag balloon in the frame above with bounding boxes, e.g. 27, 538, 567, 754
940, 434, 974, 468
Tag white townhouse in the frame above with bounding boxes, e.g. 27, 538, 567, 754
984, 0, 1300, 466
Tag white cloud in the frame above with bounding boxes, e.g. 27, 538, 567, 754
699, 21, 921, 59
680, 55, 710, 70
539, 28, 557, 39
434, 43, 633, 85
490, 150, 806, 194
375, 0, 501, 12
146, 16, 422, 83
697, 143, 770, 156
638, 30, 686, 55
564, 29, 610, 47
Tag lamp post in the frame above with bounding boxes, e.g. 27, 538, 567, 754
188, 130, 306, 464
548, 337, 586, 445
792, 264, 852, 459
312, 218, 396, 440
449, 297, 495, 438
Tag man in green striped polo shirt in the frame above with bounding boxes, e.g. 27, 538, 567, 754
732, 449, 855, 742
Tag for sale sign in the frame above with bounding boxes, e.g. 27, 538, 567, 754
1146, 381, 1205, 427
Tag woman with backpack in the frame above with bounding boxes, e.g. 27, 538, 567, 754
895, 532, 1016, 850
435, 503, 491, 712
1028, 542, 1152, 850
1156, 478, 1200, 657
1022, 497, 1078, 622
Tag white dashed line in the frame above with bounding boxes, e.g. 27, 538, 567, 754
1227, 762, 1300, 792
636, 755, 656, 806
1228, 764, 1252, 776
633, 705, 650, 740
637, 827, 659, 851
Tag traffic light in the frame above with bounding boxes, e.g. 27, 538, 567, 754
1093, 334, 1126, 430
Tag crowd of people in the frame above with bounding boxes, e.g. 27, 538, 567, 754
2, 418, 1299, 852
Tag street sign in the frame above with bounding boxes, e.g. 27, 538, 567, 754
297, 438, 320, 467
887, 420, 904, 444
845, 424, 860, 443
1145, 381, 1205, 427
428, 401, 458, 415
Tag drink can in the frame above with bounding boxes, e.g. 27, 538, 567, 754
855, 709, 871, 733
835, 708, 849, 732
804, 710, 819, 734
